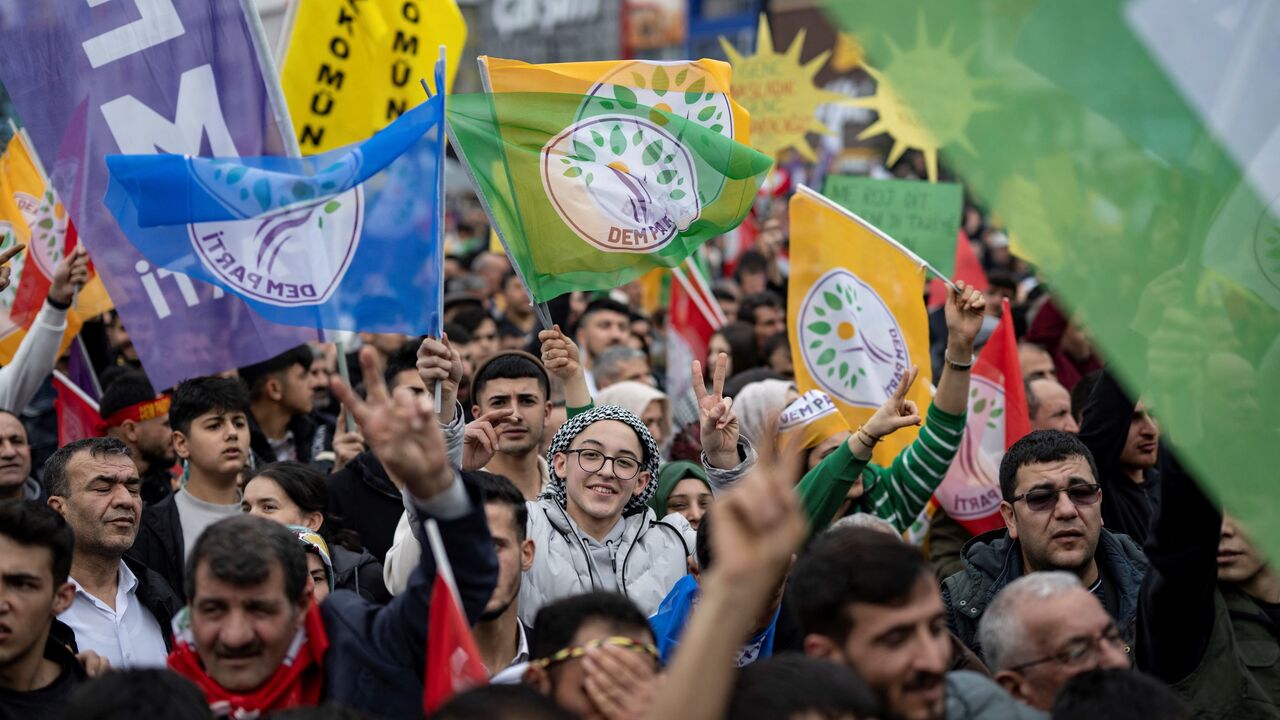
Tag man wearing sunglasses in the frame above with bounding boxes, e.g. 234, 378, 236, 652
941, 430, 1149, 662
978, 572, 1132, 710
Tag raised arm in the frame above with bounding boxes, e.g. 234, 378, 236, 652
0, 246, 86, 412
644, 440, 807, 720
540, 324, 593, 413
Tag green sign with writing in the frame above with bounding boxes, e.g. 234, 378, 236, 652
822, 176, 962, 277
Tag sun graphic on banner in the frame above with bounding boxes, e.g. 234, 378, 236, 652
719, 14, 858, 161
853, 11, 995, 182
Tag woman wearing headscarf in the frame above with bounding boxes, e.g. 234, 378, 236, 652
733, 378, 797, 447
595, 381, 671, 452
648, 461, 713, 531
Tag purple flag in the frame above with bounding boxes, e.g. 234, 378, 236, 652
0, 0, 319, 389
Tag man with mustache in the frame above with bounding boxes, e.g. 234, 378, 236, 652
941, 431, 1149, 662
793, 527, 1043, 720
45, 438, 179, 669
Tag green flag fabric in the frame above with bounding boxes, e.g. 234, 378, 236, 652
447, 91, 773, 303
826, 1, 1280, 556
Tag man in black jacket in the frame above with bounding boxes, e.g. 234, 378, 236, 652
240, 345, 330, 468
44, 437, 180, 668
1138, 450, 1280, 717
1078, 370, 1160, 543
0, 501, 84, 720
169, 347, 497, 717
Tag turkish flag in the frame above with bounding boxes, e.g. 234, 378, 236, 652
423, 568, 488, 713
932, 300, 1031, 534
53, 368, 101, 447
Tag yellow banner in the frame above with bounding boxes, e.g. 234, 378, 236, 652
280, 0, 466, 153
0, 137, 112, 364
481, 56, 752, 146
787, 185, 931, 465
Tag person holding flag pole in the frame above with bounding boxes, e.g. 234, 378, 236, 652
786, 185, 987, 534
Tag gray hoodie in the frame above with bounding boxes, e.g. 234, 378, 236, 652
946, 671, 1047, 719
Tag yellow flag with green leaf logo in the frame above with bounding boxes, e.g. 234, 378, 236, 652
788, 185, 932, 466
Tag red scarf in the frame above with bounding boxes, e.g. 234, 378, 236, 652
168, 604, 329, 719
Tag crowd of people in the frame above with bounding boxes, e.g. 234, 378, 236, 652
0, 190, 1274, 720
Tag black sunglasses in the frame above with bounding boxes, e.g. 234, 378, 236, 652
1010, 483, 1102, 512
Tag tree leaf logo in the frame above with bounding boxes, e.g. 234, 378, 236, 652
1254, 193, 1280, 293
541, 113, 700, 254
797, 268, 910, 408
11, 191, 64, 279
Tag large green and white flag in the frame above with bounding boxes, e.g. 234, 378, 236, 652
827, 0, 1280, 555
447, 57, 773, 304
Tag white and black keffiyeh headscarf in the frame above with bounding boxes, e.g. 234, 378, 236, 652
543, 404, 662, 516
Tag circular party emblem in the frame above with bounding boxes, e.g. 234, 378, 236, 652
797, 268, 910, 408
540, 61, 736, 254
186, 160, 364, 307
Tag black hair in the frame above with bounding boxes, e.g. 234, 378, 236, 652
576, 298, 631, 333
1070, 370, 1103, 427
238, 345, 314, 401
185, 514, 306, 604
470, 352, 551, 407
496, 319, 526, 340
734, 249, 769, 279
530, 591, 653, 661
728, 653, 881, 720
472, 470, 527, 542
444, 322, 472, 346
1050, 669, 1193, 720
715, 322, 761, 377
170, 375, 251, 436
242, 461, 363, 552
62, 669, 212, 720
737, 291, 785, 325
432, 684, 571, 720
453, 306, 496, 336
761, 330, 791, 362
711, 286, 738, 303
789, 527, 928, 643
43, 437, 133, 499
98, 370, 160, 421
986, 268, 1018, 292
998, 430, 1099, 502
695, 509, 713, 571
384, 338, 424, 389
0, 501, 74, 585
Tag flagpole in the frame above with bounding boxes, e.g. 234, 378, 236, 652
52, 369, 100, 414
421, 47, 449, 415
424, 517, 464, 610
444, 56, 553, 331
795, 184, 960, 292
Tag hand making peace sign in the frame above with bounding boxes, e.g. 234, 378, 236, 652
691, 352, 740, 469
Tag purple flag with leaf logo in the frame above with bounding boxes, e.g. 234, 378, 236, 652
0, 0, 318, 389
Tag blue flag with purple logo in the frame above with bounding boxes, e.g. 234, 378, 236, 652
104, 85, 444, 336
0, 0, 319, 389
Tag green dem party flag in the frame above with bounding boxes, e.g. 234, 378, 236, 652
823, 175, 962, 276
826, 0, 1280, 557
448, 91, 773, 304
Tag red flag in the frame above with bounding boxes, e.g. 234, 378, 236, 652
666, 260, 725, 428
932, 300, 1031, 534
53, 369, 101, 447
928, 230, 989, 308
422, 522, 488, 713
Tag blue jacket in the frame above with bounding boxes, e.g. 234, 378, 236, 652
320, 476, 497, 717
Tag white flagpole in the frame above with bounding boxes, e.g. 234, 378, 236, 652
425, 518, 464, 609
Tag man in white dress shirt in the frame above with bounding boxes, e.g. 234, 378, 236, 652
45, 437, 180, 668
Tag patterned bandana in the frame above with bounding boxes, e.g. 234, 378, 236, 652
543, 404, 662, 516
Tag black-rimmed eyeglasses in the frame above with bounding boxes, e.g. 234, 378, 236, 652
564, 448, 642, 480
